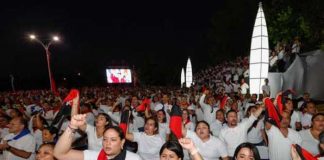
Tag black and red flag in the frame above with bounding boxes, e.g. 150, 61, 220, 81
51, 89, 80, 127
294, 144, 317, 160
264, 97, 281, 128
119, 109, 130, 136
169, 105, 182, 140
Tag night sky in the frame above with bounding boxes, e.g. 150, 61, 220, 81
0, 1, 258, 90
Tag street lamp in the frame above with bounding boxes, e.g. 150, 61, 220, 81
29, 34, 60, 91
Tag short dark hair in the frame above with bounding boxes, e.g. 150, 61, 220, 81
16, 117, 28, 129
226, 109, 237, 118
104, 126, 125, 140
195, 120, 210, 132
97, 113, 112, 128
232, 142, 261, 160
159, 141, 184, 159
312, 113, 324, 122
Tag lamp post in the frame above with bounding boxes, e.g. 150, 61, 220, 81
29, 34, 59, 91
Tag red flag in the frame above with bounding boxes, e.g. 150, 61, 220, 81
119, 110, 129, 136
294, 144, 317, 160
97, 149, 107, 160
277, 89, 295, 115
136, 98, 151, 112
264, 97, 281, 128
169, 105, 182, 140
220, 96, 228, 110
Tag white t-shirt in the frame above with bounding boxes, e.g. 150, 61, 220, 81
86, 112, 95, 126
210, 120, 226, 137
86, 124, 103, 151
186, 130, 228, 160
266, 126, 302, 160
199, 94, 217, 125
132, 109, 145, 130
158, 123, 170, 141
240, 83, 249, 95
262, 84, 270, 96
98, 104, 112, 114
224, 83, 233, 94
290, 111, 301, 130
133, 132, 164, 160
233, 83, 240, 93
184, 121, 195, 131
0, 128, 9, 140
246, 119, 264, 144
83, 150, 142, 160
195, 108, 204, 122
270, 55, 278, 67
219, 115, 257, 156
2, 133, 36, 160
301, 113, 313, 128
299, 129, 320, 155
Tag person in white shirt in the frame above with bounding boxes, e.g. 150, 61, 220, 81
244, 106, 267, 145
284, 98, 302, 130
156, 110, 170, 141
265, 111, 302, 160
240, 79, 249, 95
126, 117, 164, 160
183, 121, 229, 160
199, 90, 217, 125
0, 117, 36, 160
219, 104, 263, 157
71, 98, 113, 150
299, 113, 324, 156
210, 109, 227, 137
77, 113, 112, 150
302, 102, 317, 129
54, 114, 141, 160
261, 79, 271, 97
269, 50, 278, 69
182, 109, 195, 131
232, 80, 240, 94
224, 81, 234, 94
36, 143, 56, 160
232, 142, 261, 160
297, 92, 311, 110
0, 116, 10, 140
160, 138, 204, 160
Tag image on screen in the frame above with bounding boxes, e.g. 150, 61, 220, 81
106, 69, 132, 83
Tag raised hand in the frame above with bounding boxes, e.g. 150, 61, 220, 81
70, 114, 86, 129
179, 138, 197, 153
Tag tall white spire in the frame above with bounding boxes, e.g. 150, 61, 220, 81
185, 58, 193, 88
249, 2, 269, 94
181, 68, 185, 88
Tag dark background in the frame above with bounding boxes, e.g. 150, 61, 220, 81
0, 0, 322, 90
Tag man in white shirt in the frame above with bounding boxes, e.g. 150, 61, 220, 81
301, 102, 317, 129
299, 113, 324, 156
261, 78, 271, 97
219, 104, 264, 157
0, 117, 36, 160
265, 111, 302, 160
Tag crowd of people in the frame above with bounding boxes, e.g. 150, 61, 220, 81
269, 37, 302, 72
0, 83, 322, 160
